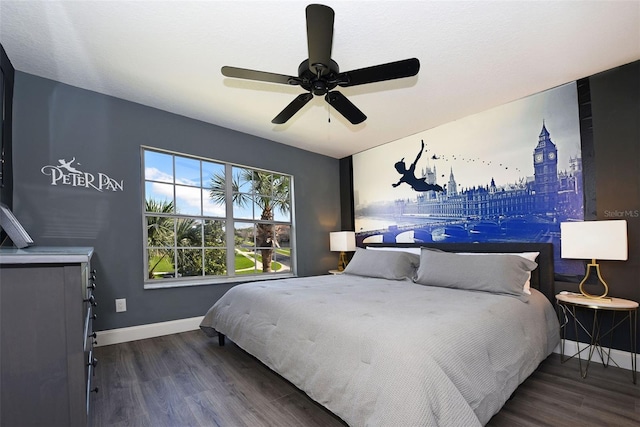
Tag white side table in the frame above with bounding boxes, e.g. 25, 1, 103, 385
556, 293, 638, 383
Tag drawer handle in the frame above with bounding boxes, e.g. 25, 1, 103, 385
91, 313, 98, 320
89, 270, 97, 288
89, 332, 97, 339
90, 387, 99, 394
88, 357, 98, 368
84, 295, 97, 307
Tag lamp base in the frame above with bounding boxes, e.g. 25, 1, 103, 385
578, 261, 611, 300
337, 251, 348, 271
569, 293, 612, 302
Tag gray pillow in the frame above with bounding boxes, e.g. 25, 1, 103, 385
343, 248, 419, 281
415, 248, 537, 301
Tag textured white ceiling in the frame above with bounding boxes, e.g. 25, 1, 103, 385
1, 1, 639, 159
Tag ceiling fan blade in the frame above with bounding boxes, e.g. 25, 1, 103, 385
272, 93, 314, 124
338, 58, 420, 87
222, 66, 298, 85
325, 91, 367, 125
306, 4, 334, 76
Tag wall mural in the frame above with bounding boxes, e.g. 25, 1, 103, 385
353, 82, 584, 274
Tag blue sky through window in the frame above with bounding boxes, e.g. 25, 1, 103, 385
145, 150, 226, 217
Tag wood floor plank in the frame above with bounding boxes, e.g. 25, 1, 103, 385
91, 330, 640, 427
139, 375, 201, 427
107, 415, 154, 427
128, 339, 173, 383
271, 392, 348, 427
92, 380, 149, 427
184, 390, 228, 427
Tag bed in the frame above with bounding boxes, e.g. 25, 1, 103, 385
200, 242, 560, 426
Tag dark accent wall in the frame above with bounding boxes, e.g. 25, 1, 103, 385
12, 72, 342, 331
576, 77, 596, 220
564, 62, 640, 314
588, 60, 639, 305
569, 60, 639, 353
339, 156, 354, 231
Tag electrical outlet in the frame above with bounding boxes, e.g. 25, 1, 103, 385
115, 298, 127, 313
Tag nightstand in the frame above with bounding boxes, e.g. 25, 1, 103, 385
556, 293, 638, 383
328, 269, 344, 275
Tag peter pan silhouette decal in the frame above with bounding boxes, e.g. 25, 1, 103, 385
392, 140, 443, 192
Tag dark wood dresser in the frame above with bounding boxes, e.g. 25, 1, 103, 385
0, 246, 96, 426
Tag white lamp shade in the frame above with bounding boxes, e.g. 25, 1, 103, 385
560, 220, 628, 261
330, 231, 356, 252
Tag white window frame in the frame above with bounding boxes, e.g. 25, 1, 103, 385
142, 146, 296, 289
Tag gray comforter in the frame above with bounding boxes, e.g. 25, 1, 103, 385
200, 274, 560, 426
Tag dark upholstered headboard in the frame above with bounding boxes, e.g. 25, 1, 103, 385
366, 242, 555, 303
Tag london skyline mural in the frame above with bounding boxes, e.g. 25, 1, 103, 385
352, 81, 584, 275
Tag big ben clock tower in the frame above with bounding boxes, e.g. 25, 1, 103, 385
533, 122, 559, 216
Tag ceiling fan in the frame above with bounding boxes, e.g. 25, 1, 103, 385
221, 4, 420, 125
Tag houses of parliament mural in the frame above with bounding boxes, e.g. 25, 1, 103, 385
353, 82, 584, 274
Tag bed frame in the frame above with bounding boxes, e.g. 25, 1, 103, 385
366, 242, 556, 303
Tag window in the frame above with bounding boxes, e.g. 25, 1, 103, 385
143, 148, 295, 288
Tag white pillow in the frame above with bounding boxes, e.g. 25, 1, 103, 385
366, 246, 421, 255
344, 248, 419, 280
457, 252, 539, 295
367, 248, 539, 294
415, 249, 537, 302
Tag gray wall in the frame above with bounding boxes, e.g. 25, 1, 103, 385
12, 72, 342, 331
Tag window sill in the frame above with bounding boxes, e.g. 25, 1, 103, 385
143, 272, 296, 289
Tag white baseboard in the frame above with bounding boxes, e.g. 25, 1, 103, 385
96, 319, 635, 374
95, 316, 204, 347
553, 339, 636, 372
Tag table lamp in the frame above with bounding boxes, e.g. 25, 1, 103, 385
330, 231, 356, 271
560, 219, 628, 300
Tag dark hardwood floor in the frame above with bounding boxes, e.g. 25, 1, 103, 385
91, 330, 640, 426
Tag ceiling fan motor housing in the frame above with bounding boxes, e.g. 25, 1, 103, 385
298, 59, 340, 95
